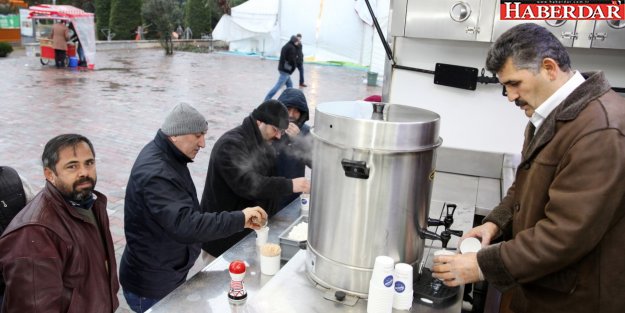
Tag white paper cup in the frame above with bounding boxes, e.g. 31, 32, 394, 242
433, 249, 456, 257
300, 194, 310, 216
370, 256, 395, 289
260, 243, 281, 275
255, 226, 269, 246
367, 283, 394, 313
460, 237, 482, 254
393, 263, 413, 310
260, 254, 280, 275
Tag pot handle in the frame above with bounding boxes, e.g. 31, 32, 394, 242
341, 159, 370, 179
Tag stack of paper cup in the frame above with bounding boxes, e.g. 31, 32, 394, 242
392, 263, 413, 311
367, 256, 395, 313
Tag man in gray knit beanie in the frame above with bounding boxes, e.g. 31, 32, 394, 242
120, 103, 267, 311
161, 103, 208, 137
158, 103, 208, 160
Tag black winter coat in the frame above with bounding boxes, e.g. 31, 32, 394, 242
273, 89, 312, 206
278, 36, 298, 74
120, 130, 245, 299
201, 116, 294, 256
296, 42, 304, 66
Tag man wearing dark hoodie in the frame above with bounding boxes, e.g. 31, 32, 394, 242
265, 36, 299, 100
273, 88, 312, 207
200, 100, 311, 257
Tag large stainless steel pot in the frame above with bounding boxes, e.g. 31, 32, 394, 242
306, 101, 442, 297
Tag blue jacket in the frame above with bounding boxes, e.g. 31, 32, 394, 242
120, 130, 245, 298
273, 88, 312, 206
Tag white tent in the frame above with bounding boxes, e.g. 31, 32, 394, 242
212, 0, 281, 55
212, 0, 389, 76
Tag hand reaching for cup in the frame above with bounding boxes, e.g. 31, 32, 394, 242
292, 177, 310, 193
242, 206, 268, 230
431, 253, 482, 287
460, 221, 500, 247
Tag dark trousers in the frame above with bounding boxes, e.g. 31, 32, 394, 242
297, 63, 304, 84
54, 49, 66, 68
123, 289, 162, 313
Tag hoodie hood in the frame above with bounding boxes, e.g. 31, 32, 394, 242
277, 88, 309, 127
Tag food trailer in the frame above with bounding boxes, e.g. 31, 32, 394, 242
28, 5, 96, 69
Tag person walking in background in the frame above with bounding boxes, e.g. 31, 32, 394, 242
295, 33, 307, 87
432, 23, 625, 313
176, 25, 184, 39
264, 36, 299, 100
50, 20, 69, 68
0, 134, 120, 313
120, 103, 267, 313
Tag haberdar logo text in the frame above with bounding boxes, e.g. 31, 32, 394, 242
500, 1, 625, 20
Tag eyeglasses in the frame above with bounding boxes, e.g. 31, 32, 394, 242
269, 124, 286, 135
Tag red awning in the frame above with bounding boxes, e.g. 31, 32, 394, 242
28, 5, 94, 19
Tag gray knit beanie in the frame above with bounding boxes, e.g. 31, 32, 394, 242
161, 103, 208, 136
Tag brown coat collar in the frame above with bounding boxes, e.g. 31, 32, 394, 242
521, 71, 613, 165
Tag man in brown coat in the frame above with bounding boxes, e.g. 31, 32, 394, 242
51, 20, 69, 68
0, 134, 119, 312
432, 23, 625, 313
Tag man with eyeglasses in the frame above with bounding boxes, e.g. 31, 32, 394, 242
200, 99, 311, 258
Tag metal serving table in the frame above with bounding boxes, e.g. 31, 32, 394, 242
148, 198, 473, 313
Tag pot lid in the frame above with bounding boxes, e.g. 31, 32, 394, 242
312, 101, 442, 152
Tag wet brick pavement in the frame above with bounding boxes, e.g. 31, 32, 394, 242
0, 47, 381, 312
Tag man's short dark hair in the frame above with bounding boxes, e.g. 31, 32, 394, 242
486, 23, 571, 74
42, 134, 95, 173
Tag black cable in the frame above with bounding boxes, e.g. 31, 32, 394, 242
363, 0, 395, 65
393, 64, 435, 75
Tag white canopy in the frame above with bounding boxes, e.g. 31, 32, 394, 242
212, 0, 281, 55
213, 0, 389, 76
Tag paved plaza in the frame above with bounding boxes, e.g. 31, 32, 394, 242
0, 47, 381, 312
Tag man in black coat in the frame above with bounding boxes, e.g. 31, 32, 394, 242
295, 33, 307, 87
201, 100, 311, 257
120, 103, 267, 313
273, 88, 312, 207
264, 36, 299, 100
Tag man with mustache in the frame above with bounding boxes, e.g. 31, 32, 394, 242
432, 23, 625, 313
0, 134, 120, 313
120, 103, 267, 312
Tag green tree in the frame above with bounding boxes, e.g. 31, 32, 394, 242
109, 0, 142, 40
142, 0, 182, 54
95, 0, 111, 40
184, 0, 211, 39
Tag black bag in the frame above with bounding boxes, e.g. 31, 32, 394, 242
0, 166, 27, 295
0, 166, 26, 235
